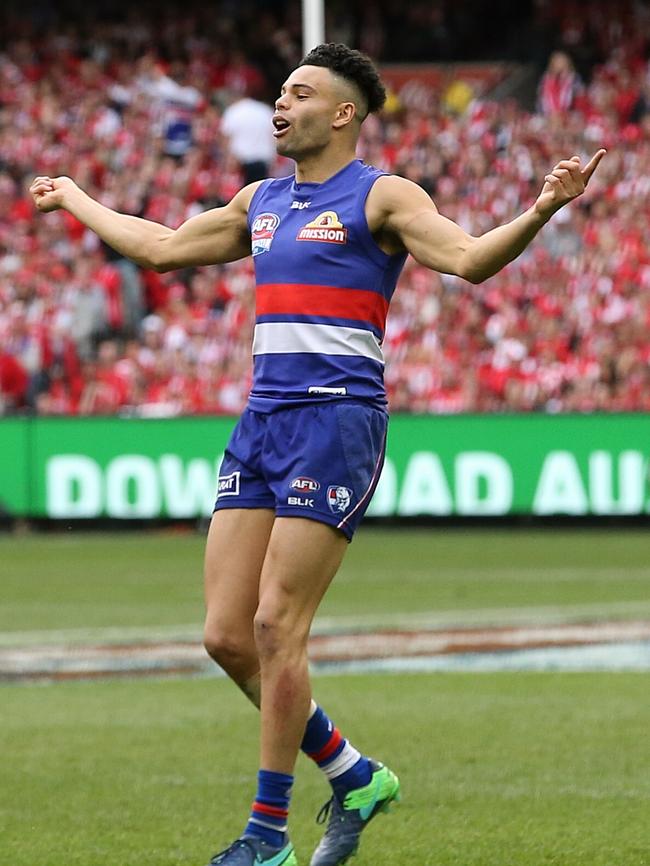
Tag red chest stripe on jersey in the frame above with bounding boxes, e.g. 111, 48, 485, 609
256, 283, 389, 331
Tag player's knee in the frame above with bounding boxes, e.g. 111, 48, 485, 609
203, 622, 253, 669
253, 604, 308, 659
252, 613, 281, 658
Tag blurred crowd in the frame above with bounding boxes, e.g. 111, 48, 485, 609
2, 0, 650, 416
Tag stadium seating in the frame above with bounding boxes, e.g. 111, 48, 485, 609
2, 0, 650, 416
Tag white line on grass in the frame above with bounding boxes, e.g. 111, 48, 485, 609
3, 641, 650, 679
3, 622, 650, 680
315, 641, 650, 674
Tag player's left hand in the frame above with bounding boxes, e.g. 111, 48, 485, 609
535, 149, 607, 220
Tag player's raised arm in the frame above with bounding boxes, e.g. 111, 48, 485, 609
373, 149, 606, 284
29, 175, 260, 271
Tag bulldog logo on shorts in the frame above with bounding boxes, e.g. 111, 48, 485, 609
327, 485, 352, 514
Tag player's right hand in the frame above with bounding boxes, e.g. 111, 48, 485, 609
29, 175, 76, 213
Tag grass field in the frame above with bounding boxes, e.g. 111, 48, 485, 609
2, 673, 649, 866
2, 527, 650, 865
2, 526, 650, 637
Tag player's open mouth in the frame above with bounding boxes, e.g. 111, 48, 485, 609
272, 116, 291, 138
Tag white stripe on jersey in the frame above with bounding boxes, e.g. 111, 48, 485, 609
252, 322, 385, 364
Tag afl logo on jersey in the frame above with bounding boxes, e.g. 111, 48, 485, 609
251, 212, 280, 256
297, 211, 348, 244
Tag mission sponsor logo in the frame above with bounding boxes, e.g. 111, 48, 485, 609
290, 476, 321, 492
297, 210, 348, 244
251, 212, 280, 256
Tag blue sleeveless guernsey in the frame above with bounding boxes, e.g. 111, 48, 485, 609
246, 159, 407, 412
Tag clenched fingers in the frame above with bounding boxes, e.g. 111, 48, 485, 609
544, 161, 585, 198
30, 177, 55, 195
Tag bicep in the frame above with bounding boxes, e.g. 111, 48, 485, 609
397, 209, 475, 276
380, 177, 474, 276
156, 209, 249, 270
154, 185, 258, 271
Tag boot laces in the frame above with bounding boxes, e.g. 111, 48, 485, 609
315, 795, 345, 827
210, 838, 257, 863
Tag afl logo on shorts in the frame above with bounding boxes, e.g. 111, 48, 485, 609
290, 476, 321, 492
327, 485, 352, 513
297, 211, 348, 244
251, 212, 280, 256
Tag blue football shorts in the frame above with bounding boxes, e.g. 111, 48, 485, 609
213, 401, 388, 540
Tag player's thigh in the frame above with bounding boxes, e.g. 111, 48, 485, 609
204, 507, 275, 629
256, 516, 349, 642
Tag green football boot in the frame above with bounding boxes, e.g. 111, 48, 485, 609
309, 761, 401, 866
207, 836, 298, 866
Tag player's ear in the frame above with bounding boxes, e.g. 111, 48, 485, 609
332, 101, 356, 129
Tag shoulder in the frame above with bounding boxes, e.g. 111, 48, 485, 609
197, 180, 266, 232
368, 174, 435, 210
229, 180, 268, 214
247, 173, 293, 202
366, 174, 438, 228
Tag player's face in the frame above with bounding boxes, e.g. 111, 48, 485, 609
273, 66, 342, 159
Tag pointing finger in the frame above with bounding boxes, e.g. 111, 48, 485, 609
582, 149, 607, 183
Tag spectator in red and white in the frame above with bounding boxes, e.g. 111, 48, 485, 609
5, 0, 650, 417
537, 50, 584, 116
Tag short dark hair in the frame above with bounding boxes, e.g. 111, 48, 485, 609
298, 43, 386, 119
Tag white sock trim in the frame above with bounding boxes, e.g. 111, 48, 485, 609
249, 816, 288, 833
322, 742, 362, 780
308, 699, 318, 719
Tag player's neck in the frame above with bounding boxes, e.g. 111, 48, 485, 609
293, 149, 357, 185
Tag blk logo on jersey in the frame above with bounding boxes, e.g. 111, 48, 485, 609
327, 485, 352, 513
297, 210, 348, 244
291, 200, 311, 209
251, 212, 280, 256
290, 476, 321, 492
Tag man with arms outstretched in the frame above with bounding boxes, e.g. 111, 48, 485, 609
31, 42, 605, 866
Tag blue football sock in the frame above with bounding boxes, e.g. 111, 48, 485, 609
244, 769, 293, 847
301, 703, 372, 800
